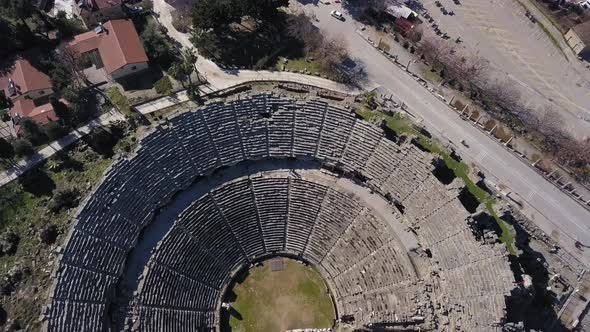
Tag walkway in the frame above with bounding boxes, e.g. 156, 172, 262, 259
135, 73, 364, 115
0, 110, 125, 187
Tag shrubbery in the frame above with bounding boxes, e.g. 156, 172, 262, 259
154, 76, 173, 95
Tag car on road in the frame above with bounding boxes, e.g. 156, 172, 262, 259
331, 10, 344, 20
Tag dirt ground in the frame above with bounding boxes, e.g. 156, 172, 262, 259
225, 258, 335, 332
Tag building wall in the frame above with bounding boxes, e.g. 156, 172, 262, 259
110, 62, 149, 81
80, 5, 126, 27
565, 29, 586, 55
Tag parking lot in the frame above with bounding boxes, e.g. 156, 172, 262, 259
421, 0, 590, 137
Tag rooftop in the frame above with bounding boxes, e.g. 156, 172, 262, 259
0, 59, 52, 99
69, 19, 149, 74
10, 99, 60, 126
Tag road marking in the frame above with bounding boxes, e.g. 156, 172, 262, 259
474, 150, 488, 163
526, 190, 537, 201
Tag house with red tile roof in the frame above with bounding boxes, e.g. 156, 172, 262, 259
69, 19, 149, 81
0, 59, 53, 103
0, 59, 60, 129
76, 0, 127, 28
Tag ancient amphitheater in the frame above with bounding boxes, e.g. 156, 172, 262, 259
43, 94, 516, 331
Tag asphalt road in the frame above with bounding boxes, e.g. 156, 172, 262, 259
305, 3, 590, 266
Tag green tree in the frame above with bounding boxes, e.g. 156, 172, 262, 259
47, 185, 80, 213
140, 20, 177, 69
53, 10, 84, 37
0, 16, 21, 57
19, 118, 47, 146
50, 97, 75, 128
0, 137, 14, 160
154, 76, 173, 95
44, 121, 68, 141
12, 139, 33, 157
240, 0, 289, 22
169, 49, 201, 100
49, 64, 73, 94
192, 0, 239, 32
87, 127, 116, 156
0, 91, 9, 109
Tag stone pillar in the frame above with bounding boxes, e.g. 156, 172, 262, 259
489, 124, 498, 134
474, 115, 482, 125
461, 104, 469, 115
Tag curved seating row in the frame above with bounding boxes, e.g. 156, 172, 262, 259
133, 176, 419, 331
45, 94, 514, 332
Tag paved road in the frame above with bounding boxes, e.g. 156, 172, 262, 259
304, 2, 590, 266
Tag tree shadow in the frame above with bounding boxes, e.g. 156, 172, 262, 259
18, 167, 56, 197
228, 307, 243, 321
117, 67, 164, 92
219, 288, 244, 332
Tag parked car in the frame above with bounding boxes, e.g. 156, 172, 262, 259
331, 10, 344, 20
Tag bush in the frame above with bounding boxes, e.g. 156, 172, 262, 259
12, 139, 34, 158
154, 76, 173, 95
0, 232, 19, 256
48, 186, 80, 213
0, 111, 9, 122
86, 127, 117, 156
39, 225, 59, 245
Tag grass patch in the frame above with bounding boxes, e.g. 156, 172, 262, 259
107, 86, 133, 116
275, 57, 324, 75
356, 108, 516, 254
225, 258, 334, 332
419, 65, 443, 84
